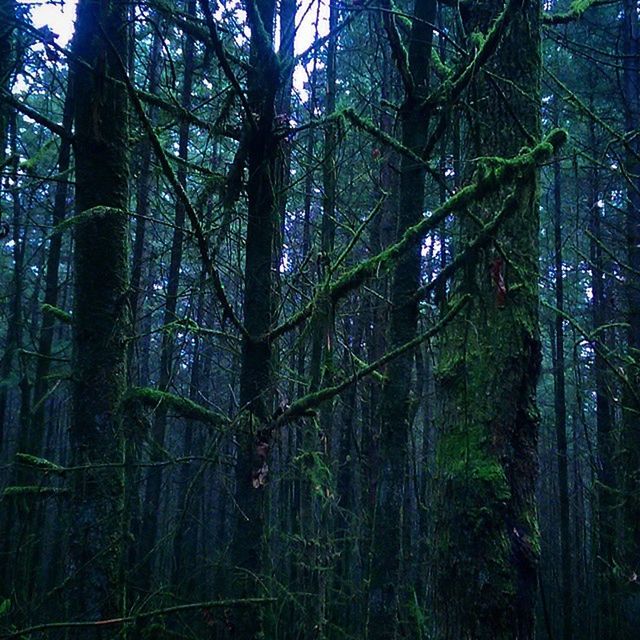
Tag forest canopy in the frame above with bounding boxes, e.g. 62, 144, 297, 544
0, 0, 639, 638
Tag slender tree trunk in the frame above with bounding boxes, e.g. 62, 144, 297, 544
129, 21, 163, 381
368, 2, 436, 637
137, 0, 196, 591
621, 3, 640, 636
587, 137, 617, 639
0, 112, 25, 446
31, 78, 75, 450
552, 136, 573, 640
68, 0, 130, 625
171, 268, 207, 593
433, 3, 542, 638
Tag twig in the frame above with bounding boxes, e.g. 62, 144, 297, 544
0, 598, 275, 638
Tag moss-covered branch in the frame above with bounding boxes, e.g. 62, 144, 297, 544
197, 0, 255, 126
343, 107, 426, 167
2, 486, 67, 499
268, 129, 566, 342
422, 0, 522, 111
275, 295, 470, 426
41, 303, 72, 325
14, 453, 66, 474
543, 0, 615, 25
120, 387, 229, 428
379, 0, 413, 94
0, 90, 72, 141
416, 185, 524, 302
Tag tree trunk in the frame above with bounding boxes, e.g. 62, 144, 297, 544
137, 0, 196, 591
68, 0, 130, 624
231, 0, 280, 635
31, 77, 75, 452
368, 2, 436, 637
620, 3, 640, 636
433, 3, 542, 638
552, 135, 573, 640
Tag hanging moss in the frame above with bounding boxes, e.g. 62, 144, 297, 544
49, 205, 124, 238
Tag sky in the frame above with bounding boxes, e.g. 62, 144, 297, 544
24, 0, 328, 55
27, 0, 77, 45
22, 0, 327, 101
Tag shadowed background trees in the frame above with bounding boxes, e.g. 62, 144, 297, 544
0, 1, 638, 639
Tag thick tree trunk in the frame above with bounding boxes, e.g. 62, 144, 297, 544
433, 3, 542, 638
68, 0, 130, 624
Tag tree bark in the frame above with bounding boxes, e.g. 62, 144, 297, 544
552, 133, 573, 640
433, 3, 542, 638
68, 0, 130, 625
368, 2, 436, 637
231, 0, 280, 635
621, 3, 640, 636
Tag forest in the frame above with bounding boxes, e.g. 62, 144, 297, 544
0, 0, 638, 638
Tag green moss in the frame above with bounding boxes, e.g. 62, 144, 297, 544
2, 486, 67, 498
121, 387, 229, 428
14, 453, 65, 474
437, 426, 510, 504
431, 49, 451, 79
41, 303, 72, 324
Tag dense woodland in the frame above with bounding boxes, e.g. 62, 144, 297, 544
0, 0, 639, 638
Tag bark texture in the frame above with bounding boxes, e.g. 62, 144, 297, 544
68, 0, 130, 624
433, 3, 542, 638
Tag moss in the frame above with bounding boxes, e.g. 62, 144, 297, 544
41, 303, 72, 325
14, 453, 65, 474
121, 387, 229, 428
431, 49, 451, 79
437, 425, 511, 504
2, 486, 67, 499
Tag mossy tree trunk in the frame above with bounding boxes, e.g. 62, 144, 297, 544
367, 1, 436, 637
68, 0, 130, 625
231, 0, 280, 635
433, 3, 542, 638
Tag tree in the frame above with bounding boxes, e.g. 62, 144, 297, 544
367, 1, 436, 636
433, 2, 543, 637
67, 0, 130, 624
